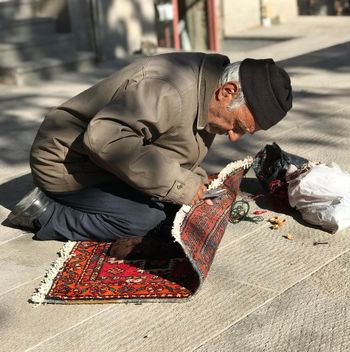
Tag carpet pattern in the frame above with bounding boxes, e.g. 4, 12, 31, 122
175, 168, 246, 281
44, 242, 196, 303
31, 158, 252, 304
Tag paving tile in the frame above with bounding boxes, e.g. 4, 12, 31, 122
0, 171, 35, 243
0, 235, 62, 295
0, 280, 114, 352
195, 250, 350, 352
219, 214, 350, 292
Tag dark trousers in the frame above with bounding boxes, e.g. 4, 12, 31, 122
35, 179, 168, 242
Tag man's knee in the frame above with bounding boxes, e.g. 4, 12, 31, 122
128, 207, 166, 236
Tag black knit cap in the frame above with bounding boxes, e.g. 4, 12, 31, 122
239, 58, 293, 130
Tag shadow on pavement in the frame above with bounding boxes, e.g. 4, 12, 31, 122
0, 173, 35, 229
0, 173, 34, 211
0, 112, 40, 165
280, 41, 350, 72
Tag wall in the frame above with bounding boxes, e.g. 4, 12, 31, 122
221, 0, 261, 36
220, 0, 298, 36
265, 0, 298, 23
36, 0, 71, 32
93, 0, 157, 60
66, 0, 95, 52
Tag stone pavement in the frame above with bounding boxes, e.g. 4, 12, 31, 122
1, 16, 350, 352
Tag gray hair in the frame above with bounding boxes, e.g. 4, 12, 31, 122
219, 61, 246, 110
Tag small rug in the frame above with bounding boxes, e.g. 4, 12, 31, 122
31, 158, 252, 305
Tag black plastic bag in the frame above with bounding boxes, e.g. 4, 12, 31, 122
252, 143, 309, 198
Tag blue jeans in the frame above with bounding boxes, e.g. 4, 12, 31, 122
35, 179, 168, 241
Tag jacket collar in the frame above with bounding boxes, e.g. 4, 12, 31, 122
196, 54, 230, 130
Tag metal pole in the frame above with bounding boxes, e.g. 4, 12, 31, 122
172, 0, 180, 50
207, 0, 219, 51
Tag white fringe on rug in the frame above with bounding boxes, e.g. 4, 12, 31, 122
30, 241, 76, 306
171, 156, 253, 245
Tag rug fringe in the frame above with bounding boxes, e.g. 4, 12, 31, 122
30, 241, 76, 306
171, 205, 192, 243
171, 157, 253, 245
208, 156, 253, 190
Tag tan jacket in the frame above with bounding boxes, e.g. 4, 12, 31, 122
30, 52, 230, 204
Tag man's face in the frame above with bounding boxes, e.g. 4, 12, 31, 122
206, 83, 260, 142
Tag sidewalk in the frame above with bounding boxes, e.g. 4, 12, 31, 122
1, 16, 350, 352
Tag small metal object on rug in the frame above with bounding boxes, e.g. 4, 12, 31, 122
203, 188, 227, 199
229, 200, 264, 224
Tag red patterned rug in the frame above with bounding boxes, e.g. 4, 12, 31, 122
31, 158, 252, 304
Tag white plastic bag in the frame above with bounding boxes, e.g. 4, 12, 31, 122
287, 163, 350, 233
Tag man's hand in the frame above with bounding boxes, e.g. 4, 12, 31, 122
190, 183, 214, 206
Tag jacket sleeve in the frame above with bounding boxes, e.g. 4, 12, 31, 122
193, 166, 209, 185
83, 78, 202, 205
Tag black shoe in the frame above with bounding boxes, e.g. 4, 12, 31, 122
8, 187, 51, 231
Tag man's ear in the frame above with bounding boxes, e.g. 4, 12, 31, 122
217, 81, 239, 103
